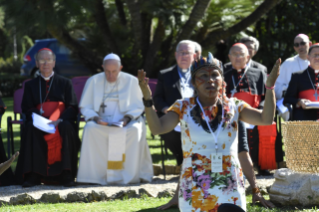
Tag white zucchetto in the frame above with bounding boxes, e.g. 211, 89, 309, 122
103, 53, 121, 62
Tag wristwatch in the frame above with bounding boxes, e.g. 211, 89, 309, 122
143, 98, 153, 107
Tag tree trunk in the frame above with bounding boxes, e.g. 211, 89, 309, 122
125, 0, 143, 55
141, 12, 152, 57
143, 21, 165, 77
115, 0, 127, 26
201, 0, 283, 46
47, 24, 102, 73
93, 0, 120, 54
167, 0, 212, 64
175, 0, 212, 44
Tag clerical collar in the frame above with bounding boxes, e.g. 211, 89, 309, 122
41, 71, 54, 81
177, 66, 191, 79
177, 66, 190, 74
309, 66, 319, 74
233, 67, 245, 73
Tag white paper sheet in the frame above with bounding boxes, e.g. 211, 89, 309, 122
32, 113, 56, 134
107, 121, 124, 128
276, 98, 288, 114
305, 102, 319, 109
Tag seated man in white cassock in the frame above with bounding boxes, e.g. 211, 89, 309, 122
77, 53, 153, 185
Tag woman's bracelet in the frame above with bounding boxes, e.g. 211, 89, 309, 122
265, 85, 275, 90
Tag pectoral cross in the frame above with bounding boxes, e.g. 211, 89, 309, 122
100, 103, 107, 113
231, 88, 237, 97
314, 91, 319, 101
40, 107, 44, 115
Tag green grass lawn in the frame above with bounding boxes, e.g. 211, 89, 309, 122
0, 195, 318, 212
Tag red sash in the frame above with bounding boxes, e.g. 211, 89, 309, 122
257, 123, 277, 170
228, 92, 261, 108
36, 102, 65, 165
298, 89, 319, 102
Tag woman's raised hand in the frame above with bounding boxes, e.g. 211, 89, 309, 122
266, 58, 281, 87
137, 69, 152, 100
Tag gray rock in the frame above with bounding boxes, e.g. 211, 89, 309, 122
87, 190, 107, 202
157, 189, 175, 198
39, 192, 63, 203
66, 192, 88, 203
10, 194, 35, 205
139, 188, 155, 197
110, 190, 126, 199
99, 191, 107, 201
269, 168, 319, 206
126, 190, 138, 199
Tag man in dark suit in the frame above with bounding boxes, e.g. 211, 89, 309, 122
153, 40, 196, 166
224, 36, 268, 74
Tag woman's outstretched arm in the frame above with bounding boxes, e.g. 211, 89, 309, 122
138, 69, 179, 135
240, 59, 281, 125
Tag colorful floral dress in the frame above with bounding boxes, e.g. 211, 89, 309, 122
168, 97, 249, 212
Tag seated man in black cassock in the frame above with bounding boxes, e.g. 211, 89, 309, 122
284, 43, 319, 120
15, 48, 80, 187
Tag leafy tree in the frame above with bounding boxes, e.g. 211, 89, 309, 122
250, 0, 319, 69
0, 0, 282, 77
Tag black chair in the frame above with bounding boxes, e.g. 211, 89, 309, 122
7, 88, 26, 158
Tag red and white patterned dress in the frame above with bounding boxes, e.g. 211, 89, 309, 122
168, 97, 249, 212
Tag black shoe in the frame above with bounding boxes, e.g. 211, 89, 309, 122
62, 171, 76, 187
22, 173, 41, 187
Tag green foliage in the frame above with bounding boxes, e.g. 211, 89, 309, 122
0, 0, 270, 77
248, 0, 319, 69
0, 57, 22, 74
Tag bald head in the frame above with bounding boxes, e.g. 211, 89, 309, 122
228, 44, 250, 70
294, 34, 312, 59
294, 34, 310, 42
229, 44, 249, 55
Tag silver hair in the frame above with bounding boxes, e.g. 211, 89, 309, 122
176, 40, 195, 52
193, 42, 202, 53
34, 50, 56, 61
239, 36, 260, 52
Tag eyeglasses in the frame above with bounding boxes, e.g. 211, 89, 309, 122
294, 41, 306, 47
230, 53, 245, 58
38, 59, 54, 64
177, 51, 193, 56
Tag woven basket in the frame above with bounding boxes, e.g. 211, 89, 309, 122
281, 121, 319, 173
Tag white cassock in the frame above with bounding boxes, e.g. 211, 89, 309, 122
77, 72, 153, 185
